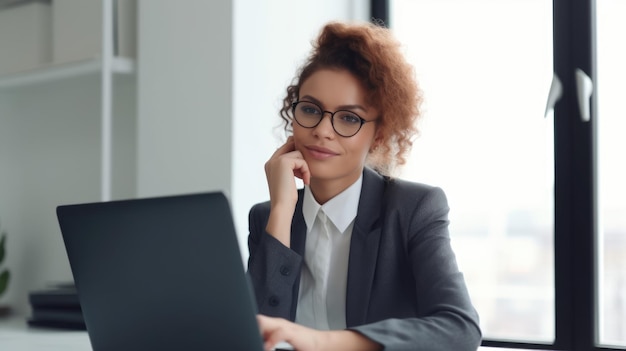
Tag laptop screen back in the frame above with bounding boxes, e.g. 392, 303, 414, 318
57, 192, 263, 351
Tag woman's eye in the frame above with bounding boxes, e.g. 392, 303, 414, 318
301, 105, 321, 115
339, 113, 361, 124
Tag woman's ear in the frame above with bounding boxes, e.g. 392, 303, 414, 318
370, 131, 383, 152
370, 140, 380, 153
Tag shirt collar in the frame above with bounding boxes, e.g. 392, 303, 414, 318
302, 174, 363, 233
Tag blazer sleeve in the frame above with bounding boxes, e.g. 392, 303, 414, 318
350, 186, 482, 351
246, 201, 303, 319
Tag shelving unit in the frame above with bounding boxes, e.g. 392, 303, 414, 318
0, 0, 133, 202
0, 57, 134, 90
0, 0, 140, 315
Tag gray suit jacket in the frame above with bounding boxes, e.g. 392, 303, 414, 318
247, 167, 481, 350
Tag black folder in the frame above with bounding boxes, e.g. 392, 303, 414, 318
27, 283, 85, 330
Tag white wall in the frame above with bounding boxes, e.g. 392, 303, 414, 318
136, 0, 233, 198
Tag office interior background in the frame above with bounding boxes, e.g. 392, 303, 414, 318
0, 0, 623, 350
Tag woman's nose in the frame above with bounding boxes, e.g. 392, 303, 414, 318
314, 112, 336, 137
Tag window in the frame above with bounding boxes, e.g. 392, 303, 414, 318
373, 0, 626, 349
596, 0, 626, 347
390, 0, 554, 342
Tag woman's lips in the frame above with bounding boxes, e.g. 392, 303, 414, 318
306, 145, 338, 159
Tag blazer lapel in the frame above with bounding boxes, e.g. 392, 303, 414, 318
346, 168, 386, 327
289, 190, 307, 321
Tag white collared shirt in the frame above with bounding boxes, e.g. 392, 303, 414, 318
295, 175, 362, 330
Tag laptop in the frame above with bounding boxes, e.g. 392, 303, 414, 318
57, 192, 287, 351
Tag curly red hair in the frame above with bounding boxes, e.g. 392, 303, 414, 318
280, 21, 422, 176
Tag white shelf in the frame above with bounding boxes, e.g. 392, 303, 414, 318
0, 57, 134, 89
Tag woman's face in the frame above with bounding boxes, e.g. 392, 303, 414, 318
293, 68, 379, 190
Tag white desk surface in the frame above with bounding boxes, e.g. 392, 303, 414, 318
0, 316, 294, 350
0, 315, 91, 350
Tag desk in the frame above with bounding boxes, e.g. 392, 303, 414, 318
0, 315, 91, 350
0, 316, 292, 350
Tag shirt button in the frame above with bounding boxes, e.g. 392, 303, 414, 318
269, 296, 280, 307
279, 265, 291, 276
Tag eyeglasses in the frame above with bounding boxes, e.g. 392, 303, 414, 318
291, 101, 376, 137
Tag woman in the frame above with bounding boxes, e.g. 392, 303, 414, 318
247, 21, 481, 351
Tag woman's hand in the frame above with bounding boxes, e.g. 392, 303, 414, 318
258, 315, 323, 351
257, 315, 382, 351
264, 137, 311, 247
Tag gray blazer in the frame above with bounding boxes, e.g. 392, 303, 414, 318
247, 167, 481, 350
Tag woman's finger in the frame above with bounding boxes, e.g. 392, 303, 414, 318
257, 315, 289, 351
292, 157, 311, 185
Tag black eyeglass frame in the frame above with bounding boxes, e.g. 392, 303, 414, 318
291, 101, 376, 137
